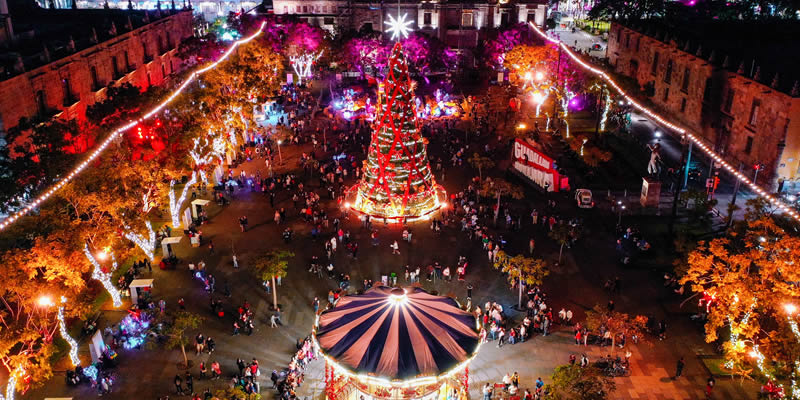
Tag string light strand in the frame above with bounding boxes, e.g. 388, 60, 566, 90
0, 21, 268, 231
527, 22, 800, 221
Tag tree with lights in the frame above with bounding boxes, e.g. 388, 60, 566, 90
483, 23, 535, 68
585, 304, 648, 350
493, 251, 548, 309
252, 250, 293, 310
679, 215, 800, 381
348, 43, 446, 219
340, 37, 391, 79
0, 213, 92, 391
199, 40, 284, 151
285, 22, 327, 84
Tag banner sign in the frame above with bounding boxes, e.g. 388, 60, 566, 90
512, 139, 567, 192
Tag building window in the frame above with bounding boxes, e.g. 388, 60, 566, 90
744, 136, 754, 155
651, 52, 659, 76
324, 17, 334, 25
331, 6, 336, 13
680, 98, 687, 113
748, 99, 761, 126
322, 5, 327, 12
147, 72, 151, 87
625, 33, 630, 48
90, 66, 100, 90
664, 60, 673, 84
635, 37, 640, 52
166, 32, 173, 48
302, 5, 307, 12
283, 5, 288, 13
35, 90, 47, 116
62, 78, 74, 106
723, 88, 735, 113
111, 55, 120, 79
499, 11, 509, 25
296, 5, 300, 12
161, 63, 167, 80
143, 43, 152, 63
462, 12, 473, 27
703, 77, 712, 103
423, 12, 432, 26
527, 11, 536, 22
170, 60, 174, 73
662, 87, 669, 102
681, 67, 690, 93
123, 51, 130, 71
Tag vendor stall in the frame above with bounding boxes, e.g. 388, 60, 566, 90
191, 199, 211, 220
161, 237, 182, 259
128, 279, 154, 305
313, 286, 481, 400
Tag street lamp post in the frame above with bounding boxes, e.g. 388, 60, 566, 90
277, 140, 283, 164
616, 201, 625, 226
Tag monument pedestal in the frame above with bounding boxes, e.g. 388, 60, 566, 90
640, 177, 661, 207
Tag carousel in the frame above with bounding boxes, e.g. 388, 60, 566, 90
312, 286, 482, 400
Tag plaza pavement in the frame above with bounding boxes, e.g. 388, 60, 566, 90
23, 100, 760, 400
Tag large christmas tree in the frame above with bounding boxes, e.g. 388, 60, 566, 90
347, 42, 445, 220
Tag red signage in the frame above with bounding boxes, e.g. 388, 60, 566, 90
512, 139, 568, 192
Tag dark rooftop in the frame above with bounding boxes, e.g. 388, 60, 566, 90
1, 0, 188, 80
620, 18, 800, 96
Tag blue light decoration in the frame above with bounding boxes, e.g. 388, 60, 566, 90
83, 364, 99, 382
119, 313, 152, 350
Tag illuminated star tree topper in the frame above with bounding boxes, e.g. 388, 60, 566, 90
385, 13, 413, 41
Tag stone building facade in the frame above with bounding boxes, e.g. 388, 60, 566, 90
0, 0, 193, 133
271, 0, 548, 49
607, 20, 800, 191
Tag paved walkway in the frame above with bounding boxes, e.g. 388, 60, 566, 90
22, 97, 759, 399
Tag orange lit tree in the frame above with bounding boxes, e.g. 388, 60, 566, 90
680, 215, 800, 381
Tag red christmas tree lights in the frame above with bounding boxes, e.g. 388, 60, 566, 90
347, 42, 445, 220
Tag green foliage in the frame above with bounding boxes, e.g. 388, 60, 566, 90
165, 311, 203, 367
479, 178, 524, 200
467, 153, 495, 179
493, 251, 549, 287
251, 250, 294, 283
544, 364, 616, 400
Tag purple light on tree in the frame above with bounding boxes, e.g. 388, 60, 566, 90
342, 37, 391, 78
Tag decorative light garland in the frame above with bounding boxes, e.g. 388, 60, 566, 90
0, 367, 23, 400
83, 244, 123, 308
57, 296, 81, 367
527, 22, 800, 221
168, 172, 198, 228
123, 220, 156, 261
0, 22, 268, 232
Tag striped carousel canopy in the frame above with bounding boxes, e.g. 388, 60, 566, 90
314, 286, 480, 381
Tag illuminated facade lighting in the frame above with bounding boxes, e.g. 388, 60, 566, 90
527, 22, 800, 221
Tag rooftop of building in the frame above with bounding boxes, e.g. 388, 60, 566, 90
0, 0, 189, 81
617, 18, 800, 96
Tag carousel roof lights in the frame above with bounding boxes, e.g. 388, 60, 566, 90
527, 21, 800, 221
0, 22, 268, 231
314, 286, 480, 385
